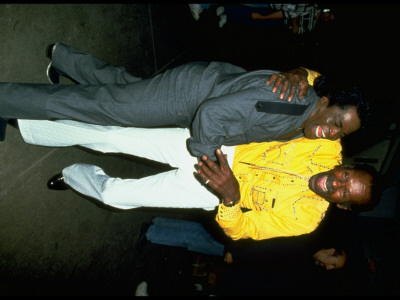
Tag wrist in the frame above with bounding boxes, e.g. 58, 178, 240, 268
222, 199, 237, 207
297, 67, 309, 77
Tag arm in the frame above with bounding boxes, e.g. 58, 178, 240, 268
251, 10, 284, 20
188, 88, 284, 161
196, 150, 321, 240
266, 67, 321, 101
216, 206, 315, 240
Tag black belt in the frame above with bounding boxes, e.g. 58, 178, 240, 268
255, 101, 309, 116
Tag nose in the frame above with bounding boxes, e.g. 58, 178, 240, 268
331, 177, 345, 190
328, 126, 340, 140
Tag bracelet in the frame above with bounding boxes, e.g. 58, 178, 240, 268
223, 200, 236, 207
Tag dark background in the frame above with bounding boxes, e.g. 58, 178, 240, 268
0, 3, 399, 296
136, 4, 400, 296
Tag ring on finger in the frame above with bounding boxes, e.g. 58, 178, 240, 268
205, 179, 210, 185
278, 74, 286, 79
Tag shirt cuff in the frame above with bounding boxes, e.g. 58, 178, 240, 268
217, 203, 241, 222
299, 67, 321, 86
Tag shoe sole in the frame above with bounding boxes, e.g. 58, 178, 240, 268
46, 61, 59, 84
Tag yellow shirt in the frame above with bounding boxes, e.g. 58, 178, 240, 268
301, 67, 321, 86
216, 137, 342, 240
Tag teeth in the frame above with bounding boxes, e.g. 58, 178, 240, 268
315, 127, 320, 137
315, 126, 325, 138
317, 176, 328, 192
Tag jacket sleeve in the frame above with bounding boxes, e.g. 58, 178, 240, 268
187, 87, 287, 160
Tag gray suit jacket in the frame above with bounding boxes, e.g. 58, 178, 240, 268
186, 62, 319, 160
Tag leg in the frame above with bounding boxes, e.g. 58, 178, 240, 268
51, 43, 142, 84
18, 119, 237, 167
18, 119, 219, 209
61, 163, 219, 210
1, 62, 205, 127
18, 119, 194, 168
146, 218, 225, 256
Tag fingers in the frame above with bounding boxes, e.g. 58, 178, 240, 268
297, 80, 309, 99
266, 73, 279, 86
267, 72, 310, 102
273, 76, 287, 94
215, 149, 229, 170
278, 79, 291, 100
287, 83, 299, 102
267, 74, 292, 99
196, 149, 228, 184
197, 155, 218, 186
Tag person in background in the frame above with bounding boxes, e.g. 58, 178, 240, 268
188, 4, 335, 32
136, 216, 347, 271
249, 4, 335, 34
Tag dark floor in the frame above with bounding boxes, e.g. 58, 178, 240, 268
1, 3, 400, 296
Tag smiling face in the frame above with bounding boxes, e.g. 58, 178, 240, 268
303, 97, 361, 141
308, 166, 373, 208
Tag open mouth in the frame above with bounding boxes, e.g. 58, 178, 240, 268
317, 175, 328, 192
315, 126, 325, 138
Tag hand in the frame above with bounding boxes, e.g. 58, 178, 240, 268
266, 68, 309, 102
196, 149, 240, 205
251, 12, 263, 20
224, 252, 233, 264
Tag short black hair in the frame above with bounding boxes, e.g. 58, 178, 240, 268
314, 75, 370, 130
342, 163, 382, 212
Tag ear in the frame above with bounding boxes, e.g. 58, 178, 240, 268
336, 203, 352, 210
319, 96, 330, 106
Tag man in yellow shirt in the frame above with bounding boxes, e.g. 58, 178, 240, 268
197, 142, 380, 240
17, 118, 380, 241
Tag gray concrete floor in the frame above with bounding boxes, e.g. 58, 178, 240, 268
0, 4, 205, 295
1, 3, 400, 296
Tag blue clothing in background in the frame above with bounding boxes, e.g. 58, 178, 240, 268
146, 217, 225, 257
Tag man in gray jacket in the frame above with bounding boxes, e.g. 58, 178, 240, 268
0, 43, 368, 160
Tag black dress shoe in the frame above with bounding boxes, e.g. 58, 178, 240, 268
0, 118, 8, 142
45, 43, 59, 84
46, 43, 56, 59
46, 61, 59, 84
47, 173, 69, 190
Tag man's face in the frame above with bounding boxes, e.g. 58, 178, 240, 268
308, 166, 373, 208
303, 97, 361, 141
313, 248, 346, 270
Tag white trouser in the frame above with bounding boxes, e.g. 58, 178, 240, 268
18, 120, 235, 210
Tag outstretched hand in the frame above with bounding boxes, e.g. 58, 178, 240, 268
196, 149, 240, 205
266, 68, 310, 102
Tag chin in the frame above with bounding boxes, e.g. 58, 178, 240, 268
304, 129, 317, 139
